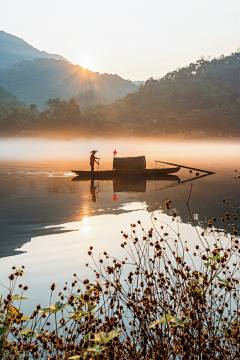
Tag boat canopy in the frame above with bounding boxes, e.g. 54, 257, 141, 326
113, 156, 146, 170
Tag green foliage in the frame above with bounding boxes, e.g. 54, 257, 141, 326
149, 314, 191, 328
91, 328, 122, 345
0, 85, 39, 135
39, 98, 81, 129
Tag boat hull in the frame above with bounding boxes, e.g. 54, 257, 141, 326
71, 166, 180, 180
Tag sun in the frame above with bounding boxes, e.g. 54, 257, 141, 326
80, 57, 94, 70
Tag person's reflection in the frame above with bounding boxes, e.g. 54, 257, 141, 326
90, 179, 98, 202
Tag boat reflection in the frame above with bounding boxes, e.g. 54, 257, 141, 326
112, 175, 180, 193
113, 178, 146, 193
72, 172, 215, 201
72, 173, 181, 196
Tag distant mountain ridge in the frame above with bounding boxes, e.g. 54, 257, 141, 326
0, 58, 139, 110
0, 31, 139, 109
0, 31, 67, 70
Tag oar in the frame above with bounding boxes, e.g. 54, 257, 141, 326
154, 160, 215, 174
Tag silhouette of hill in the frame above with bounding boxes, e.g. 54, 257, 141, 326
0, 58, 139, 110
0, 31, 66, 70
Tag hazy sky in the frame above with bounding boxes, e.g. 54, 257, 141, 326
1, 0, 240, 80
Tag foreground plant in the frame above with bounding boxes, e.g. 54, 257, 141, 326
85, 177, 240, 359
0, 270, 121, 360
0, 172, 240, 359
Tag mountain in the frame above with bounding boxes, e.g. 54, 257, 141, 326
0, 58, 139, 110
103, 51, 240, 137
0, 31, 66, 70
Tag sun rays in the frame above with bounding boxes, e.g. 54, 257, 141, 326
80, 56, 94, 71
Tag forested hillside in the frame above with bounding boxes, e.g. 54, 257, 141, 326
107, 51, 240, 137
1, 51, 240, 138
0, 58, 139, 110
0, 86, 38, 134
0, 86, 18, 107
0, 31, 65, 71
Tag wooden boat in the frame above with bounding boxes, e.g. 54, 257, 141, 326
71, 166, 180, 181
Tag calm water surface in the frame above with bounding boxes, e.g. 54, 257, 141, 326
0, 138, 240, 309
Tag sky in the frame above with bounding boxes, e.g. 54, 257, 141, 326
1, 0, 240, 80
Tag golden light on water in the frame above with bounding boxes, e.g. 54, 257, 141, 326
82, 216, 90, 232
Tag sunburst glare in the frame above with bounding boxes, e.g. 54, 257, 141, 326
79, 56, 94, 70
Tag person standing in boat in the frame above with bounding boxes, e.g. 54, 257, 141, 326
90, 150, 99, 171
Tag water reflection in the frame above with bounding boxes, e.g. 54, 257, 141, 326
74, 173, 181, 193
0, 165, 236, 259
0, 139, 240, 261
90, 179, 99, 202
113, 178, 147, 193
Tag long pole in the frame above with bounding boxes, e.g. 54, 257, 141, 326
154, 160, 215, 174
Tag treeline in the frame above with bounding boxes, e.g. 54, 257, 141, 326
0, 95, 111, 136
0, 86, 38, 134
1, 51, 240, 138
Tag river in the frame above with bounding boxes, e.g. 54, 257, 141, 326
0, 138, 239, 309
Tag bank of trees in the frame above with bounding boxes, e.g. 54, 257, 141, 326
0, 86, 38, 134
1, 51, 240, 138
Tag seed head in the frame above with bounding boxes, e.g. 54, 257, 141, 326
50, 283, 56, 291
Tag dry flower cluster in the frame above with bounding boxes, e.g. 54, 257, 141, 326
0, 172, 240, 359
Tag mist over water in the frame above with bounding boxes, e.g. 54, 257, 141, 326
1, 137, 240, 170
0, 137, 240, 308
